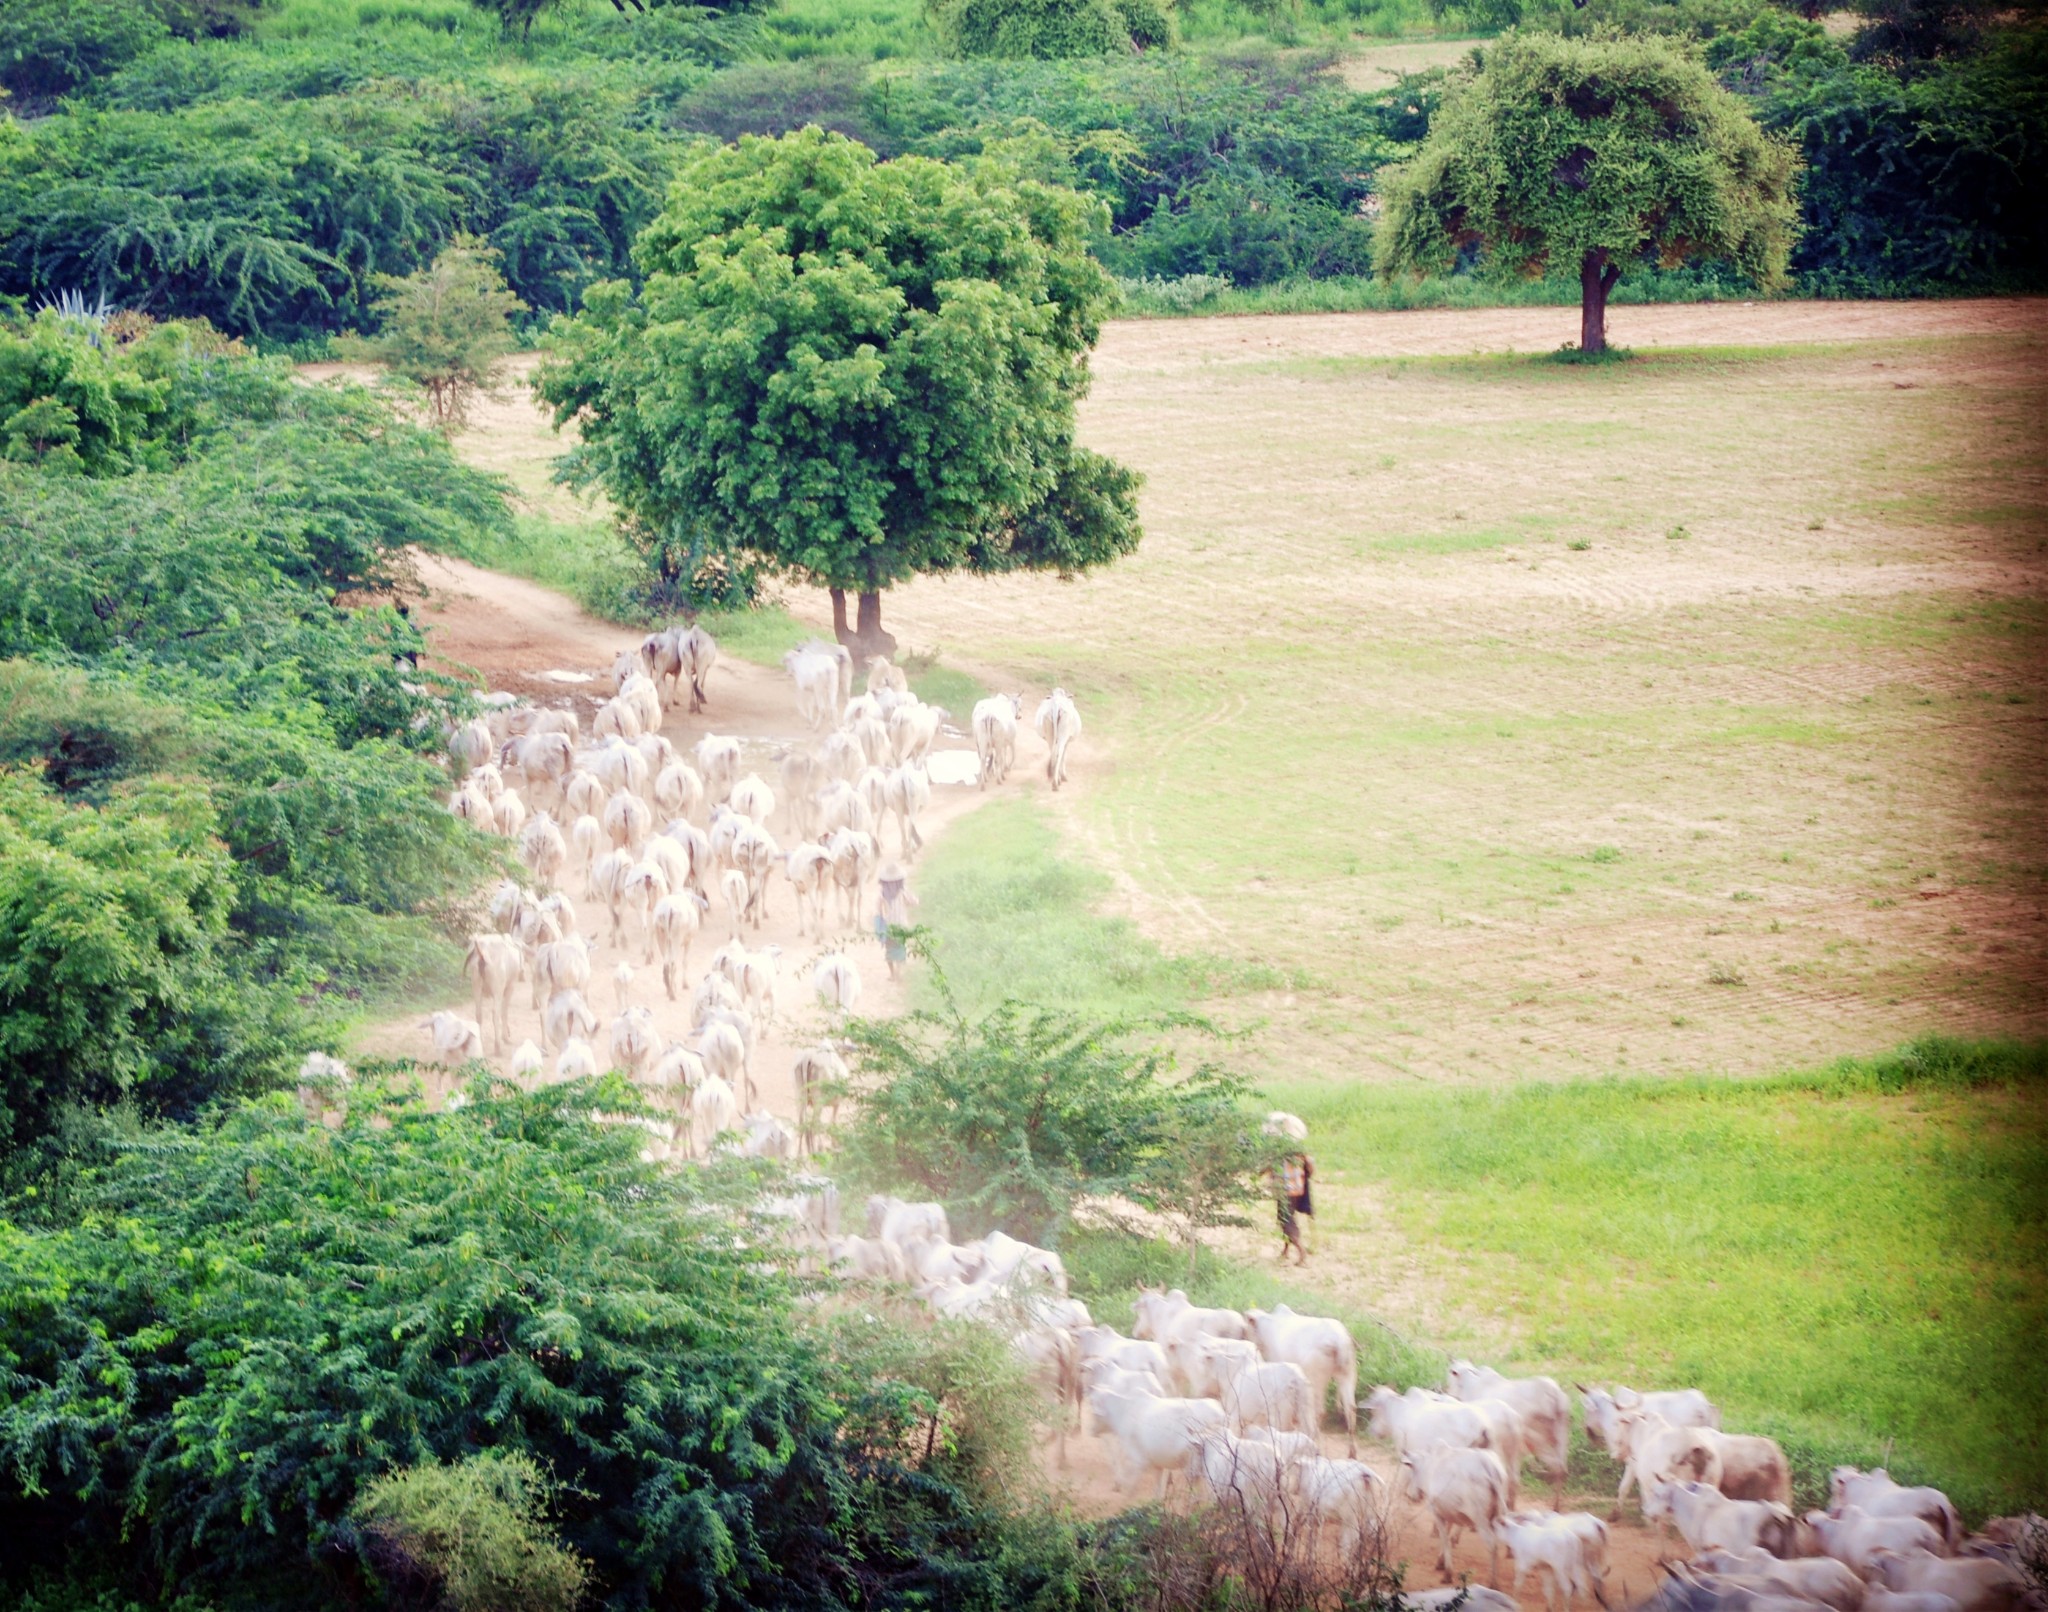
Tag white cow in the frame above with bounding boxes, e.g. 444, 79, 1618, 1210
463, 933, 524, 1054
1450, 1361, 1572, 1503
1657, 1482, 1799, 1557
784, 647, 846, 729
1214, 1352, 1317, 1438
1191, 1432, 1288, 1518
423, 1010, 484, 1067
971, 694, 1021, 788
1165, 1332, 1261, 1400
1580, 1385, 1721, 1457
689, 1073, 740, 1157
1402, 1444, 1513, 1587
1830, 1470, 1964, 1553
1035, 687, 1082, 790
814, 952, 862, 1014
1691, 1550, 1867, 1612
882, 762, 930, 858
693, 734, 741, 806
608, 1007, 660, 1082
1286, 1458, 1384, 1556
1365, 1386, 1504, 1470
1500, 1510, 1612, 1612
1088, 1387, 1228, 1501
1246, 1303, 1358, 1454
1806, 1509, 1949, 1573
1866, 1552, 2028, 1612
1132, 1287, 1255, 1347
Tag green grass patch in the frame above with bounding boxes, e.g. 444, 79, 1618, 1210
1113, 266, 1764, 320
1265, 1036, 2048, 1518
904, 661, 986, 712
912, 797, 1292, 1018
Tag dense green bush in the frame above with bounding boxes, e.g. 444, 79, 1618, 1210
0, 316, 508, 1175
0, 1084, 1109, 1610
931, 0, 1148, 57
1763, 31, 2048, 292
0, 0, 170, 104
832, 963, 1272, 1247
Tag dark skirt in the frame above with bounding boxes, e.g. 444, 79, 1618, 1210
1277, 1186, 1311, 1237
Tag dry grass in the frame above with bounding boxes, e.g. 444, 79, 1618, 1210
873, 307, 2048, 1088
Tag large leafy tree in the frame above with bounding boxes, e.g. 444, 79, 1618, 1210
1373, 33, 1801, 354
537, 126, 1141, 651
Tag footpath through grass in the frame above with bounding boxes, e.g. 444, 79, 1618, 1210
912, 798, 2048, 1518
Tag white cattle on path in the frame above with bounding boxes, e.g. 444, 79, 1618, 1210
1246, 1303, 1358, 1454
1088, 1387, 1227, 1501
1401, 1444, 1513, 1588
1499, 1510, 1612, 1612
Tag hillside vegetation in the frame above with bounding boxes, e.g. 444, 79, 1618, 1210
2, 0, 2041, 347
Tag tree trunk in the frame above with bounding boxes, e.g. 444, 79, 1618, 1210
851, 589, 896, 662
1579, 250, 1620, 356
830, 586, 850, 642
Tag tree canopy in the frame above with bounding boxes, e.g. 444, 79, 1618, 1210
1373, 32, 1801, 352
536, 127, 1140, 645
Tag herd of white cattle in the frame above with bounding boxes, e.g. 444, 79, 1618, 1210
316, 618, 2037, 1612
410, 621, 1085, 1160
821, 1193, 2040, 1612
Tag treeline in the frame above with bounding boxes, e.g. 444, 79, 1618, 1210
2, 0, 2040, 344
0, 310, 507, 1189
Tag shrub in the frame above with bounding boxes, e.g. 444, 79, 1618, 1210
351, 1453, 588, 1612
0, 1085, 1101, 1609
0, 0, 169, 104
832, 959, 1273, 1248
932, 0, 1138, 57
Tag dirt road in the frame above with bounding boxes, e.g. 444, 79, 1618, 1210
355, 555, 1035, 1121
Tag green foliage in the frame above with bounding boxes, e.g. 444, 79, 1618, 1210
340, 233, 525, 432
0, 74, 674, 345
833, 955, 1270, 1246
537, 128, 1142, 615
0, 0, 170, 104
0, 320, 509, 1172
0, 312, 174, 475
0, 1085, 1105, 1608
352, 1453, 589, 1612
1375, 32, 1801, 302
1762, 31, 2048, 292
930, 0, 1156, 59
0, 770, 290, 1171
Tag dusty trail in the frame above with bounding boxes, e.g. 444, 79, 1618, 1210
355, 555, 1042, 1123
